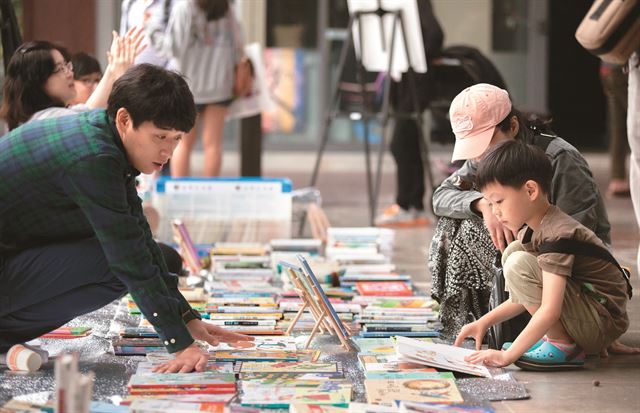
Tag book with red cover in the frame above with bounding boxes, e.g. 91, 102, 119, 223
355, 281, 413, 296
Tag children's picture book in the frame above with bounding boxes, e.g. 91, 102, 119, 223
347, 402, 399, 413
356, 281, 413, 297
239, 372, 345, 381
353, 338, 396, 354
211, 350, 299, 362
290, 404, 349, 413
41, 326, 92, 339
129, 399, 226, 413
135, 361, 234, 375
399, 401, 496, 413
120, 327, 158, 338
128, 372, 236, 389
395, 336, 492, 378
365, 377, 464, 405
241, 379, 350, 391
365, 372, 453, 380
240, 381, 352, 408
121, 393, 235, 406
237, 361, 343, 374
207, 336, 298, 352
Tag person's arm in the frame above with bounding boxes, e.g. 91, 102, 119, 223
433, 160, 516, 251
61, 154, 194, 353
460, 270, 568, 368
550, 149, 609, 242
432, 160, 484, 219
454, 300, 526, 349
85, 28, 145, 110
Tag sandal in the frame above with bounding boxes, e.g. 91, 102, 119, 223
514, 340, 585, 371
501, 339, 544, 352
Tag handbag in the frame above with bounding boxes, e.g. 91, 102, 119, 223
233, 56, 254, 98
575, 0, 640, 64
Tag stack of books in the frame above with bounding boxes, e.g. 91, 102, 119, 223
355, 297, 440, 338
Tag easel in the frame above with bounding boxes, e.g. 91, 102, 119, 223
305, 0, 435, 230
281, 263, 352, 351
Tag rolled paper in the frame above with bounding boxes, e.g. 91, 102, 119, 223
6, 344, 42, 372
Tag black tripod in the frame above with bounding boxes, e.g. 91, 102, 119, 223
303, 5, 435, 234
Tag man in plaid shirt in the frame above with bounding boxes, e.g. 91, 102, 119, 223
0, 64, 251, 372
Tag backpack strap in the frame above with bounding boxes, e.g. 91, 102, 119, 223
538, 238, 633, 299
531, 133, 556, 152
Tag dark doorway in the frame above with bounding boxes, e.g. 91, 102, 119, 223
548, 0, 606, 150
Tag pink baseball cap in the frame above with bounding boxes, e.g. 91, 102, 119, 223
449, 83, 512, 161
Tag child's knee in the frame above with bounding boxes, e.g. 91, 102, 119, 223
501, 240, 525, 266
503, 251, 540, 285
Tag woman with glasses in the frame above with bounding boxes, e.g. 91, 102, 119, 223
0, 28, 144, 131
69, 52, 103, 106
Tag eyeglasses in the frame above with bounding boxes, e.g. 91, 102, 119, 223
53, 61, 73, 75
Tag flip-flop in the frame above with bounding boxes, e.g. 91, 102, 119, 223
501, 339, 544, 352
514, 340, 585, 371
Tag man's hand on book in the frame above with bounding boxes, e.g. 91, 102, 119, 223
153, 343, 209, 373
187, 319, 255, 347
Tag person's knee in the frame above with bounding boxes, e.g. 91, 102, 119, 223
503, 251, 539, 286
501, 240, 525, 267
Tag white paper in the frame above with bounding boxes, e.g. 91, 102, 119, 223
347, 0, 427, 81
226, 43, 276, 120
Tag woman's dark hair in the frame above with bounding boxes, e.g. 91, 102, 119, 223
495, 108, 555, 144
71, 52, 102, 79
476, 139, 553, 195
196, 0, 229, 21
107, 64, 196, 133
0, 41, 71, 130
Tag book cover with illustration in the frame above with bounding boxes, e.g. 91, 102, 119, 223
237, 361, 342, 374
365, 377, 463, 405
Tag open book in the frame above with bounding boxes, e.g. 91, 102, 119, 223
395, 336, 492, 378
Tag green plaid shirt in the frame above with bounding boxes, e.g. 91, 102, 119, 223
0, 110, 195, 353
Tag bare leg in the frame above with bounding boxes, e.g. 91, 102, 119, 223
171, 124, 198, 177
200, 104, 228, 177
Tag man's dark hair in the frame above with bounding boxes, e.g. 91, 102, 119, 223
71, 52, 102, 79
107, 64, 196, 132
476, 139, 553, 194
0, 40, 71, 130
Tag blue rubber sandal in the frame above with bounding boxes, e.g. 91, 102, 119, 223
514, 340, 585, 371
501, 339, 544, 352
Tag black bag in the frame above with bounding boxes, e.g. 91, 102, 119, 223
487, 232, 632, 350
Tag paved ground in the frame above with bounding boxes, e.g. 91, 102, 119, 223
1, 147, 638, 412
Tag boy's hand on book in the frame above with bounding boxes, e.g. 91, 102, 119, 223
154, 344, 208, 373
187, 319, 255, 347
454, 320, 487, 350
464, 349, 513, 368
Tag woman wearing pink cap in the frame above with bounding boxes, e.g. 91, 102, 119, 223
429, 83, 611, 340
